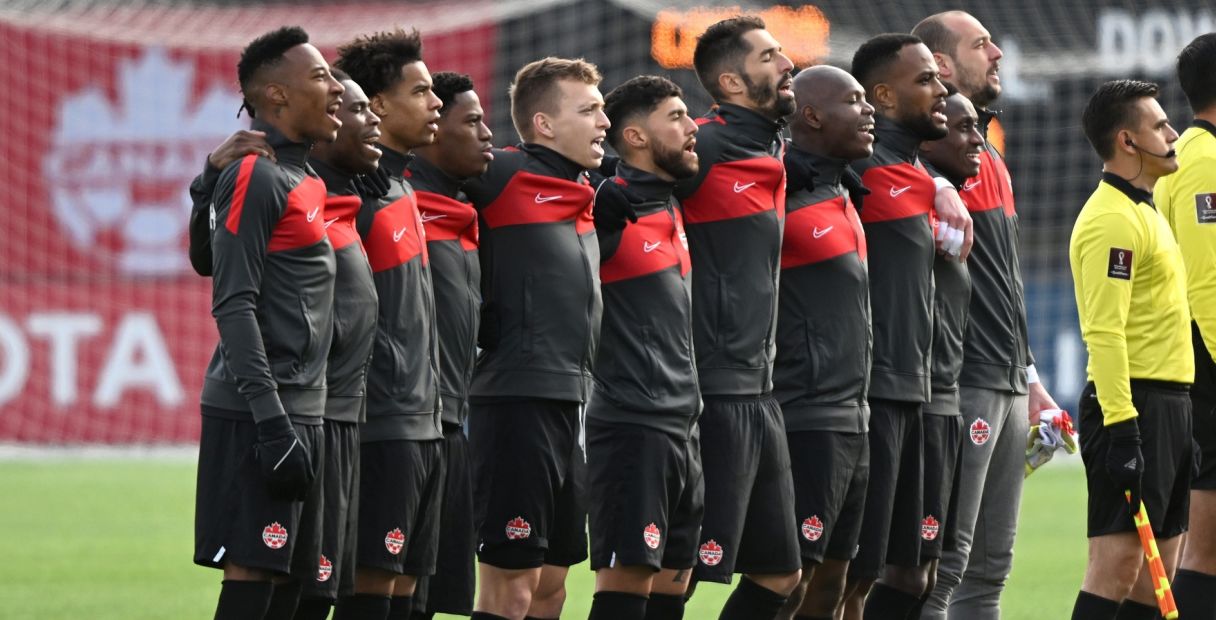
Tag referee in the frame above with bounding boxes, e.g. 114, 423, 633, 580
1069, 79, 1193, 620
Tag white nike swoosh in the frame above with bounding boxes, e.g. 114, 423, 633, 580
535, 193, 562, 203
963, 180, 982, 191
889, 186, 912, 198
392, 227, 408, 243
420, 213, 447, 222
812, 226, 833, 239
323, 217, 339, 229
733, 181, 756, 193
306, 206, 320, 222
643, 241, 661, 253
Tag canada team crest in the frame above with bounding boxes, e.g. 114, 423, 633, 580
262, 522, 288, 549
699, 539, 724, 566
802, 515, 825, 542
506, 517, 532, 540
385, 528, 406, 555
921, 515, 941, 541
970, 418, 992, 446
643, 523, 662, 550
317, 555, 333, 582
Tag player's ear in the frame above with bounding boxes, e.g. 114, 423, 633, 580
933, 52, 954, 81
369, 94, 390, 119
533, 112, 555, 140
802, 104, 822, 130
264, 81, 288, 109
871, 83, 895, 112
718, 71, 745, 99
622, 125, 647, 150
1117, 129, 1135, 154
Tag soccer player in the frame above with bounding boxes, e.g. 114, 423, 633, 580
584, 75, 702, 620
773, 65, 875, 620
911, 87, 982, 619
911, 13, 1063, 617
674, 16, 802, 619
405, 71, 493, 620
193, 25, 342, 620
461, 57, 607, 620
1153, 32, 1216, 619
840, 33, 946, 620
333, 29, 446, 620
1069, 79, 1193, 620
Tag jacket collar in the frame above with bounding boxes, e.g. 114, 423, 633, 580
786, 144, 851, 192
1194, 118, 1216, 137
977, 107, 1000, 138
1102, 171, 1155, 209
615, 161, 675, 203
377, 142, 414, 178
251, 119, 311, 169
308, 157, 356, 196
873, 114, 922, 163
406, 154, 463, 198
520, 143, 587, 181
715, 102, 786, 138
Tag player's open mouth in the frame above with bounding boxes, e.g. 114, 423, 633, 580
931, 100, 947, 124
327, 101, 341, 122
591, 136, 605, 157
966, 150, 981, 163
684, 138, 697, 154
362, 131, 381, 154
858, 121, 875, 141
778, 77, 793, 95
481, 146, 494, 161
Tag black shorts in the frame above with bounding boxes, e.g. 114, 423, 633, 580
1191, 391, 1216, 490
194, 411, 324, 576
787, 430, 869, 565
355, 438, 446, 575
1079, 381, 1193, 538
469, 399, 588, 570
587, 419, 705, 572
850, 399, 923, 579
413, 425, 476, 616
693, 394, 801, 583
920, 414, 963, 561
298, 420, 360, 600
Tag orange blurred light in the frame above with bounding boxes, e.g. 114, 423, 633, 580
652, 5, 831, 69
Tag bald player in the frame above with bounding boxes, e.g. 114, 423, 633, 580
773, 65, 875, 620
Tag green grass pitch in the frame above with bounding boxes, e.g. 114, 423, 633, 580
0, 457, 1087, 619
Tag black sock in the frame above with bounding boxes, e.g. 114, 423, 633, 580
1113, 599, 1160, 620
589, 591, 648, 620
1072, 591, 1120, 620
645, 593, 686, 620
214, 580, 275, 620
719, 577, 788, 620
293, 596, 334, 620
335, 594, 392, 620
265, 581, 304, 620
469, 614, 510, 620
862, 583, 921, 619
387, 596, 413, 620
1174, 568, 1216, 619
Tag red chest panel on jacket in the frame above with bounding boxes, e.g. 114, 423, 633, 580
782, 196, 867, 269
961, 150, 1016, 217
418, 191, 478, 251
365, 193, 428, 273
601, 209, 691, 284
481, 171, 595, 234
859, 163, 937, 229
682, 156, 787, 224
323, 194, 364, 252
268, 175, 328, 253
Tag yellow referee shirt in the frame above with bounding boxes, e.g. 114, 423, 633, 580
1069, 173, 1193, 425
1155, 121, 1216, 366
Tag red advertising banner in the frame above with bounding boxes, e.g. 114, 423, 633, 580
0, 4, 499, 443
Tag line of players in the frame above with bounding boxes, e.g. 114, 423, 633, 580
189, 10, 1066, 620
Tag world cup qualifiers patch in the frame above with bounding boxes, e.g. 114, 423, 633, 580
1196, 193, 1216, 224
1108, 248, 1132, 280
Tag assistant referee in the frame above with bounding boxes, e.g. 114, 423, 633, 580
1069, 79, 1194, 620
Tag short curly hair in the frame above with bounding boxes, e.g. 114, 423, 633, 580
334, 28, 424, 99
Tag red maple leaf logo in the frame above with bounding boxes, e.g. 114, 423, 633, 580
317, 555, 333, 582
262, 522, 289, 549
699, 539, 724, 566
643, 523, 662, 550
384, 528, 406, 555
505, 516, 532, 540
802, 515, 825, 542
921, 515, 941, 541
970, 418, 991, 446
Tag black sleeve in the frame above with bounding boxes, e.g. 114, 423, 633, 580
188, 160, 223, 276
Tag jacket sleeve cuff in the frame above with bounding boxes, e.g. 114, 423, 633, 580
248, 391, 288, 424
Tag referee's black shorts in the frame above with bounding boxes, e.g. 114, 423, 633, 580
1079, 381, 1193, 539
194, 408, 324, 577
787, 430, 869, 565
849, 398, 923, 579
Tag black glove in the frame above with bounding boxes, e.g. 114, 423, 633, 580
593, 178, 645, 234
1105, 418, 1145, 511
353, 165, 393, 200
254, 416, 315, 501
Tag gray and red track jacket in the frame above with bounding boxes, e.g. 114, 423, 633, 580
358, 145, 442, 442
775, 147, 871, 432
311, 159, 378, 424
922, 162, 973, 417
957, 109, 1032, 394
200, 121, 335, 424
405, 155, 481, 427
851, 115, 937, 404
674, 103, 786, 397
588, 162, 699, 437
464, 144, 601, 404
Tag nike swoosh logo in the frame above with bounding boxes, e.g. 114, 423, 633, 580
305, 206, 320, 222
643, 241, 661, 253
420, 213, 447, 222
323, 217, 339, 229
889, 186, 912, 198
812, 226, 833, 239
392, 227, 408, 243
963, 180, 982, 191
535, 193, 562, 203
733, 181, 756, 193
